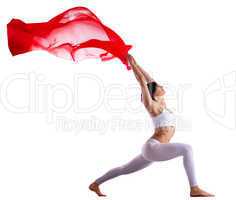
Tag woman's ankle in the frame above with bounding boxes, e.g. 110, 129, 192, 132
93, 181, 100, 186
190, 185, 199, 191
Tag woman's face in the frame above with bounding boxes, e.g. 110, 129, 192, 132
154, 85, 165, 97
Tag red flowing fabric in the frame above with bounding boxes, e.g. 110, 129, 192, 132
7, 7, 132, 70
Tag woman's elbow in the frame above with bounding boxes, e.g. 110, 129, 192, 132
139, 77, 147, 85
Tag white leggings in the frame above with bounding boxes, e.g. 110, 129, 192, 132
95, 138, 198, 187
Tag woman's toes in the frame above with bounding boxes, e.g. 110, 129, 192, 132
190, 188, 215, 197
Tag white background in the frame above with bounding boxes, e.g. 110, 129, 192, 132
0, 0, 236, 199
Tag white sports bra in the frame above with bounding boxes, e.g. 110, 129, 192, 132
151, 107, 176, 128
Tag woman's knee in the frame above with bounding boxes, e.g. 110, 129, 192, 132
182, 144, 193, 155
119, 163, 140, 175
116, 164, 132, 175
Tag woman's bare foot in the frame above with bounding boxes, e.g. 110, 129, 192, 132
190, 186, 215, 197
89, 182, 107, 197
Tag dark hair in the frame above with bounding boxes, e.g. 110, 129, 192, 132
141, 81, 158, 102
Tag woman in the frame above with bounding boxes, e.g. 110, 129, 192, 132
89, 54, 215, 197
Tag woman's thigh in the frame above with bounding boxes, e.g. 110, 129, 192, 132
144, 142, 191, 161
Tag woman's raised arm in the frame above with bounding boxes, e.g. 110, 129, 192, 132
127, 54, 153, 111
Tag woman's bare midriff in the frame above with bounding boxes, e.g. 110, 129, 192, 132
150, 126, 175, 143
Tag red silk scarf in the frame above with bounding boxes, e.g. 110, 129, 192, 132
7, 7, 132, 70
